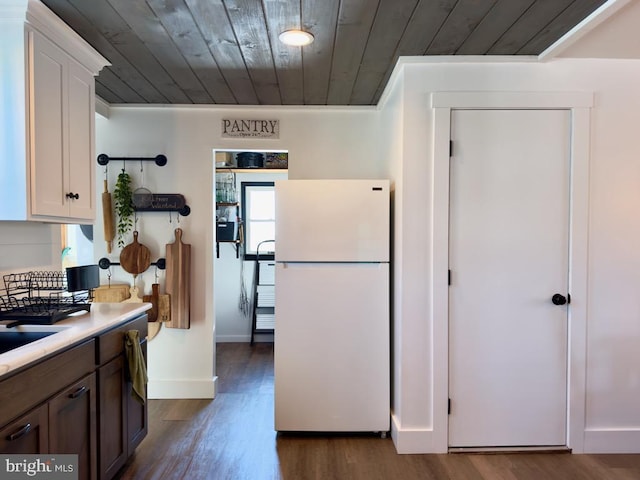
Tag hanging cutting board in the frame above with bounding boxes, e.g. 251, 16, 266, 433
120, 231, 151, 277
142, 283, 160, 322
165, 228, 190, 329
93, 283, 130, 303
157, 294, 171, 322
122, 286, 143, 303
141, 284, 170, 322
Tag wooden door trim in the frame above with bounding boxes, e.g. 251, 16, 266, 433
430, 91, 592, 453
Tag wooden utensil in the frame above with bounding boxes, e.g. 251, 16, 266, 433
143, 283, 160, 322
102, 180, 115, 253
165, 228, 190, 329
120, 231, 151, 277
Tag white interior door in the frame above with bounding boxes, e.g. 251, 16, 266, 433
448, 109, 570, 448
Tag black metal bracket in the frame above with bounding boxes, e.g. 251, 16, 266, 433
97, 154, 167, 166
98, 258, 166, 270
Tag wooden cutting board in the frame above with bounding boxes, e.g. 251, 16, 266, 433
165, 228, 190, 329
157, 294, 171, 322
142, 283, 160, 322
123, 286, 143, 303
120, 231, 151, 276
93, 283, 130, 303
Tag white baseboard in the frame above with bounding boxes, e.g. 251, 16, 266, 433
583, 428, 640, 453
148, 377, 218, 399
391, 414, 444, 454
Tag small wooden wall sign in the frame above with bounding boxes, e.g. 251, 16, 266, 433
134, 194, 190, 216
221, 119, 279, 138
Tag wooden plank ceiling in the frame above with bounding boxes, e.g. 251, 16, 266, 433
41, 0, 607, 106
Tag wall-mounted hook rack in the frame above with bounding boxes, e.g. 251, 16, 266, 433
98, 257, 166, 270
97, 154, 167, 166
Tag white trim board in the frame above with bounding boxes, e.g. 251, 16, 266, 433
391, 414, 436, 454
148, 378, 217, 399
584, 429, 640, 453
428, 91, 591, 454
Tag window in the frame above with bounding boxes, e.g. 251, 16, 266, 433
241, 182, 275, 260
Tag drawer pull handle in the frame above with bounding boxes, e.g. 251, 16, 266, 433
69, 386, 87, 399
7, 423, 31, 441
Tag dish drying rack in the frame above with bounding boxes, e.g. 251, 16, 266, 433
0, 271, 92, 327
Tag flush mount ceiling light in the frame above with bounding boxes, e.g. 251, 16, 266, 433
279, 29, 314, 46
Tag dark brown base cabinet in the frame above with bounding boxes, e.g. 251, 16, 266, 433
0, 404, 49, 454
0, 314, 148, 480
49, 373, 98, 480
98, 340, 148, 480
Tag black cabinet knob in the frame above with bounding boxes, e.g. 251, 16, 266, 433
66, 192, 79, 200
551, 294, 567, 305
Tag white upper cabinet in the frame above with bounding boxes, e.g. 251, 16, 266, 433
0, 0, 109, 223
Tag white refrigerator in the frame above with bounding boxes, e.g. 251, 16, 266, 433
274, 179, 390, 433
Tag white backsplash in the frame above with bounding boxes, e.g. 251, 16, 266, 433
0, 222, 62, 280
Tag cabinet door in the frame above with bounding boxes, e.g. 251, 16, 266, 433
127, 341, 148, 454
49, 373, 97, 480
0, 404, 48, 454
29, 29, 95, 222
30, 29, 68, 218
98, 356, 127, 480
67, 59, 95, 219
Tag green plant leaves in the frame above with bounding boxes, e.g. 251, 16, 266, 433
114, 169, 134, 247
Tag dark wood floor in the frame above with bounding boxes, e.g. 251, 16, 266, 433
115, 343, 640, 480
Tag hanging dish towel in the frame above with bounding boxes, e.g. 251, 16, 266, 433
125, 330, 148, 404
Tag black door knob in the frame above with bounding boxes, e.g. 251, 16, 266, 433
552, 294, 567, 305
66, 192, 79, 200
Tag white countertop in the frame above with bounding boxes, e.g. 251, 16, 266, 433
0, 302, 151, 378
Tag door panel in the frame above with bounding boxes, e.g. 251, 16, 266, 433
275, 180, 390, 262
274, 262, 389, 432
448, 109, 570, 447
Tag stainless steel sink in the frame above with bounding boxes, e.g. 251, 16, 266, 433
0, 325, 70, 355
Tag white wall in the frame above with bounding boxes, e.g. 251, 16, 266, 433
377, 71, 406, 434
94, 105, 382, 399
0, 223, 61, 278
382, 56, 640, 453
558, 0, 640, 59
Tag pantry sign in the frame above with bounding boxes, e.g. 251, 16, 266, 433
221, 119, 279, 139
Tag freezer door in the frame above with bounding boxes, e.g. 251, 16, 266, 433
274, 262, 390, 432
275, 179, 389, 262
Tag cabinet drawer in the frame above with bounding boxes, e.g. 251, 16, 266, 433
0, 403, 48, 454
0, 340, 95, 427
96, 315, 148, 365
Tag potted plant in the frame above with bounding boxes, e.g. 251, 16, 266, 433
114, 169, 134, 248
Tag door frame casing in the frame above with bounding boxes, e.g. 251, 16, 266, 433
431, 92, 593, 453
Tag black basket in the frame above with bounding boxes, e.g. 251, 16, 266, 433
236, 152, 264, 168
